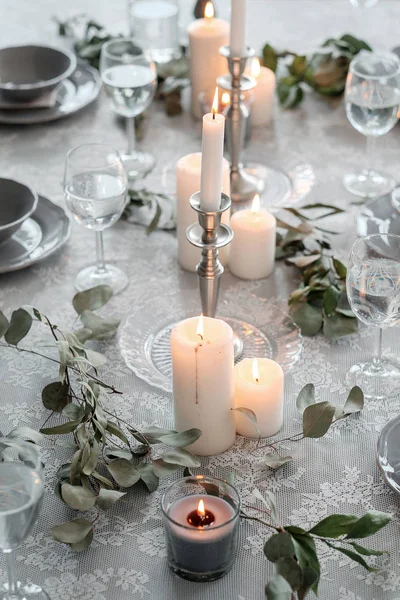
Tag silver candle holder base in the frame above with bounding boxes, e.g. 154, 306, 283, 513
186, 191, 243, 359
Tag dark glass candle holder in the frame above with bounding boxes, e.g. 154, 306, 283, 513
161, 475, 241, 582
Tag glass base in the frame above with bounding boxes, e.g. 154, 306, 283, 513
75, 264, 128, 294
343, 170, 395, 198
245, 162, 292, 208
345, 359, 400, 400
0, 582, 49, 599
168, 561, 233, 582
122, 151, 156, 183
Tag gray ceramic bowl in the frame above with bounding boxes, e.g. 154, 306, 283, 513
0, 178, 38, 244
0, 45, 76, 102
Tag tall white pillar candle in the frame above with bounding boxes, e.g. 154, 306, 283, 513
230, 0, 247, 57
188, 4, 229, 120
171, 316, 236, 456
247, 58, 276, 127
234, 358, 284, 438
200, 101, 225, 211
176, 152, 231, 272
229, 195, 276, 280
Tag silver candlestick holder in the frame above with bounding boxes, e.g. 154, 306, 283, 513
186, 191, 243, 359
218, 45, 264, 203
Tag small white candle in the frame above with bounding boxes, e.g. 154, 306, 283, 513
234, 358, 284, 438
188, 3, 229, 119
200, 90, 225, 212
248, 58, 276, 127
230, 0, 247, 57
229, 194, 276, 280
176, 152, 231, 272
170, 315, 236, 456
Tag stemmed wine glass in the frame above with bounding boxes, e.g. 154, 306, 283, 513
346, 233, 400, 400
100, 38, 158, 183
0, 438, 48, 599
64, 143, 128, 294
344, 51, 400, 198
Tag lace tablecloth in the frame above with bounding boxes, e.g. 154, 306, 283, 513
1, 1, 400, 599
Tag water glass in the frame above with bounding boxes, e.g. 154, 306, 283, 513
346, 233, 400, 399
128, 0, 180, 64
64, 143, 128, 294
343, 52, 400, 198
0, 439, 48, 599
100, 39, 157, 183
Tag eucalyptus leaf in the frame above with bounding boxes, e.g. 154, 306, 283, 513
290, 533, 320, 592
51, 518, 93, 544
61, 483, 96, 510
7, 426, 43, 444
0, 310, 8, 337
264, 454, 294, 470
92, 470, 114, 488
80, 310, 120, 339
72, 285, 113, 315
69, 528, 94, 552
41, 418, 83, 435
96, 488, 126, 510
296, 383, 315, 413
297, 567, 319, 600
323, 312, 358, 341
104, 447, 133, 461
74, 328, 94, 344
107, 459, 141, 488
70, 449, 82, 484
63, 402, 85, 421
139, 426, 175, 444
308, 514, 358, 538
325, 542, 376, 572
84, 349, 107, 368
152, 458, 182, 477
158, 428, 202, 448
349, 542, 388, 556
345, 511, 392, 539
57, 340, 71, 381
263, 43, 278, 72
42, 381, 70, 413
289, 302, 323, 336
340, 386, 364, 417
303, 401, 335, 438
232, 407, 260, 436
264, 533, 295, 562
286, 254, 321, 268
333, 258, 347, 279
276, 556, 303, 591
82, 439, 99, 475
106, 422, 129, 445
336, 292, 354, 317
4, 308, 32, 345
265, 575, 293, 600
137, 462, 159, 492
253, 488, 278, 524
323, 286, 340, 317
160, 448, 201, 468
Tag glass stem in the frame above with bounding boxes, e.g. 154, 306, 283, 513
126, 116, 136, 155
95, 231, 106, 274
4, 549, 18, 598
372, 328, 383, 370
366, 135, 377, 174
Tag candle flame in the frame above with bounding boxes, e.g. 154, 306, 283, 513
197, 315, 204, 341
221, 91, 230, 106
197, 499, 205, 516
251, 57, 261, 79
212, 87, 219, 119
252, 358, 260, 383
204, 1, 214, 19
251, 194, 260, 214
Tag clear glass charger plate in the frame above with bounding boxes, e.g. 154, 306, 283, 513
119, 291, 303, 393
377, 414, 400, 496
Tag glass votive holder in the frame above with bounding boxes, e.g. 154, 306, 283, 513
161, 475, 241, 582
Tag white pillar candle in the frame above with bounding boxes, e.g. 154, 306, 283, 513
229, 194, 276, 280
247, 58, 276, 127
230, 0, 247, 57
171, 315, 236, 456
234, 358, 284, 438
176, 152, 231, 272
188, 3, 229, 120
200, 97, 225, 212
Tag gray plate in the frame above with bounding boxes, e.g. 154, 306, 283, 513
0, 61, 101, 125
0, 195, 71, 273
377, 414, 400, 496
357, 188, 400, 236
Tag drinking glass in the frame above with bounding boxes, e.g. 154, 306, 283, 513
0, 438, 48, 599
343, 52, 400, 198
64, 143, 128, 293
128, 0, 180, 64
346, 233, 400, 400
100, 39, 157, 182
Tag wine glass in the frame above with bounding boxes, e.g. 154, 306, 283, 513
0, 438, 48, 599
346, 233, 400, 400
343, 51, 400, 198
64, 143, 128, 294
100, 39, 158, 183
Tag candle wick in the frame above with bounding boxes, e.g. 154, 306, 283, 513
212, 111, 216, 120
197, 333, 204, 341
256, 378, 259, 384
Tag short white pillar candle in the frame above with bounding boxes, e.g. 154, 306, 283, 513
234, 358, 284, 438
176, 152, 230, 272
229, 194, 276, 280
171, 315, 236, 456
247, 58, 276, 127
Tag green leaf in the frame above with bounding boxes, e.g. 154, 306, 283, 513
42, 381, 70, 413
56, 463, 72, 482
296, 383, 315, 413
0, 310, 9, 337
72, 285, 113, 315
302, 401, 335, 438
138, 426, 175, 444
326, 542, 377, 572
56, 340, 71, 382
7, 426, 43, 444
104, 447, 133, 461
160, 448, 201, 468
289, 55, 307, 78
84, 349, 107, 368
80, 310, 120, 339
323, 286, 340, 317
106, 459, 141, 487
106, 422, 129, 445
137, 462, 159, 492
63, 403, 85, 421
74, 328, 94, 344
92, 470, 114, 488
61, 483, 96, 511
309, 514, 359, 538
333, 258, 347, 279
70, 449, 82, 484
94, 405, 108, 430
253, 488, 278, 524
152, 458, 182, 477
264, 454, 294, 470
4, 308, 32, 345
262, 43, 278, 72
297, 567, 319, 600
289, 302, 323, 337
341, 386, 364, 416
323, 313, 358, 341
345, 511, 392, 539
96, 489, 126, 511
276, 556, 303, 591
265, 575, 293, 600
290, 533, 320, 592
82, 439, 99, 475
232, 407, 260, 436
278, 79, 304, 109
158, 428, 202, 448
340, 34, 372, 53
40, 418, 83, 435
349, 542, 388, 556
286, 255, 321, 268
146, 201, 162, 235
336, 292, 354, 318
264, 533, 295, 562
69, 528, 94, 552
51, 518, 93, 544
